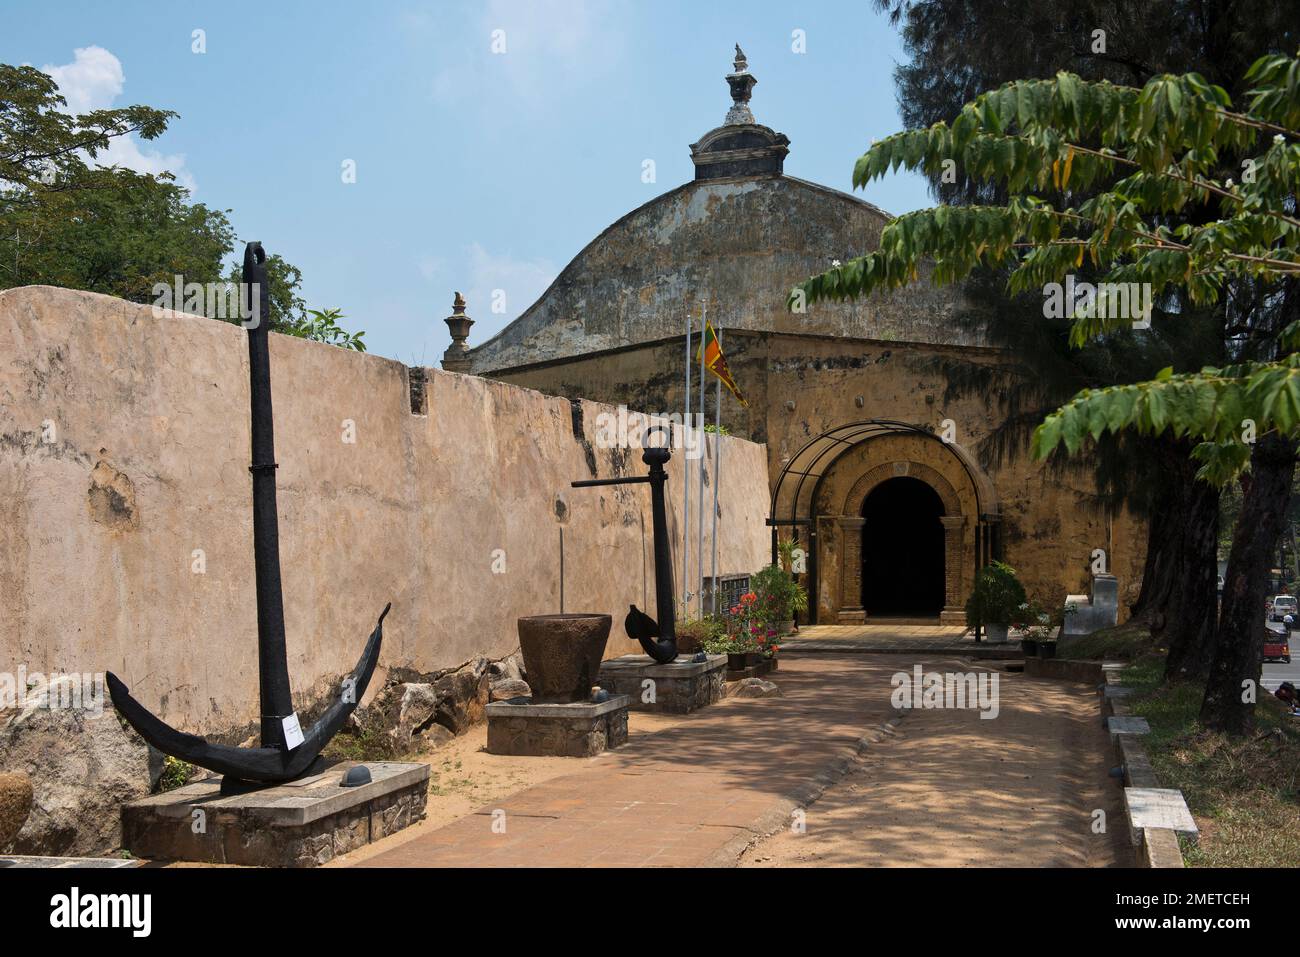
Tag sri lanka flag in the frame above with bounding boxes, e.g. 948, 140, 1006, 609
696, 321, 747, 407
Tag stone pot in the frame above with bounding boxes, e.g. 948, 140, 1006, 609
726, 652, 749, 672
516, 614, 612, 703
984, 623, 1009, 644
777, 619, 795, 635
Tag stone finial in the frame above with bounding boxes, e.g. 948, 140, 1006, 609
724, 43, 757, 125
441, 291, 474, 373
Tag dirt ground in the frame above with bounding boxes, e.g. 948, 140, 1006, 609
740, 660, 1130, 867
328, 709, 690, 866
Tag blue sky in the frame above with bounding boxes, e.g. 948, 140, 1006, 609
2, 0, 933, 362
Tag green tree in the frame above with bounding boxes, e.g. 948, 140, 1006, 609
791, 54, 1300, 734
870, 0, 1297, 681
0, 62, 365, 350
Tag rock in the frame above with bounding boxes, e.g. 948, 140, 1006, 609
489, 678, 531, 702
0, 771, 34, 848
432, 657, 490, 733
0, 677, 162, 855
417, 725, 456, 750
488, 654, 525, 684
728, 678, 782, 699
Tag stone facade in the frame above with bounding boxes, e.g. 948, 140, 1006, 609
455, 54, 1147, 623
488, 331, 1146, 622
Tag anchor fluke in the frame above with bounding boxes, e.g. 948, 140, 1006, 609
107, 603, 389, 783
625, 604, 677, 663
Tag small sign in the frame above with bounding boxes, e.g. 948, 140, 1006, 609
282, 712, 304, 750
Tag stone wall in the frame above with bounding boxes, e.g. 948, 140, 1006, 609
0, 286, 770, 736
491, 330, 1147, 618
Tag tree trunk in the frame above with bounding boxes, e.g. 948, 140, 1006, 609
1129, 439, 1221, 680
1200, 433, 1298, 735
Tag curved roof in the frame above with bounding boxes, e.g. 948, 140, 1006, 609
466, 172, 976, 374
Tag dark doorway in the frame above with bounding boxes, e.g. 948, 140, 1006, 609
861, 476, 945, 616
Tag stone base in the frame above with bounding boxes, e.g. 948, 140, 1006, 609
486, 695, 629, 757
120, 760, 429, 868
725, 658, 776, 681
597, 655, 727, 713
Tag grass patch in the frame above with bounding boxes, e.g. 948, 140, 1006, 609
1123, 657, 1300, 867
1058, 620, 1162, 661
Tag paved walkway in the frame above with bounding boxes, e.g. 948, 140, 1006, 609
351, 652, 1118, 868
354, 655, 900, 867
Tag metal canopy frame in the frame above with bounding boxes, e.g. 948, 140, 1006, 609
767, 419, 1002, 625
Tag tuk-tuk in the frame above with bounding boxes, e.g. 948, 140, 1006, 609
1264, 620, 1292, 664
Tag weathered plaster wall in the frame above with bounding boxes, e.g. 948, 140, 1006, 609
466, 175, 976, 373
492, 330, 1147, 618
0, 287, 770, 733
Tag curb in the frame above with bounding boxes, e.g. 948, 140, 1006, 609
701, 709, 907, 867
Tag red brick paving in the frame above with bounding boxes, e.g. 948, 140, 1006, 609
355, 654, 901, 868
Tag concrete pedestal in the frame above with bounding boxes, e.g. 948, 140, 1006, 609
486, 695, 629, 757
120, 760, 429, 868
597, 654, 727, 713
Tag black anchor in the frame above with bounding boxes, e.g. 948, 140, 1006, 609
572, 434, 678, 663
106, 242, 390, 786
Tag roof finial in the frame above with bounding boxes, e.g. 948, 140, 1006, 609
724, 44, 757, 125
441, 291, 474, 372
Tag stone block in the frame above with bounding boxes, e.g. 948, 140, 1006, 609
1107, 715, 1150, 742
597, 655, 726, 713
1124, 787, 1198, 847
485, 695, 630, 757
119, 760, 429, 867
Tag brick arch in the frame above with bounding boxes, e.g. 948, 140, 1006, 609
843, 461, 962, 519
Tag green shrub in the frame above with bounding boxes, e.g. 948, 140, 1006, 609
965, 561, 1026, 628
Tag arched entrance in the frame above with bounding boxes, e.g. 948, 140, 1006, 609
767, 421, 1001, 626
861, 476, 945, 616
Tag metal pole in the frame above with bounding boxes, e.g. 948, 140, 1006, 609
711, 329, 722, 617
697, 300, 708, 621
683, 307, 691, 620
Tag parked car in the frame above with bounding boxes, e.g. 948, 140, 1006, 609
1263, 628, 1292, 664
1270, 595, 1298, 622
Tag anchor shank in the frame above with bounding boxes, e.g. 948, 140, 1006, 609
243, 242, 293, 750
644, 447, 676, 643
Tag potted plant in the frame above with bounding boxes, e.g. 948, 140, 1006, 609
965, 561, 1026, 643
751, 563, 808, 635
678, 615, 725, 655
720, 592, 765, 669
1010, 599, 1057, 656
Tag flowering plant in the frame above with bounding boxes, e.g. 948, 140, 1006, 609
1009, 599, 1065, 641
721, 591, 767, 653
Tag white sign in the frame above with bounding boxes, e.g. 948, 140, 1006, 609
282, 712, 304, 750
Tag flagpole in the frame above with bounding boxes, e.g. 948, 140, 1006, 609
697, 300, 708, 621
711, 329, 722, 616
682, 306, 691, 622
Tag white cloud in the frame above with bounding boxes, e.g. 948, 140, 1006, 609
41, 46, 196, 193
42, 45, 122, 113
